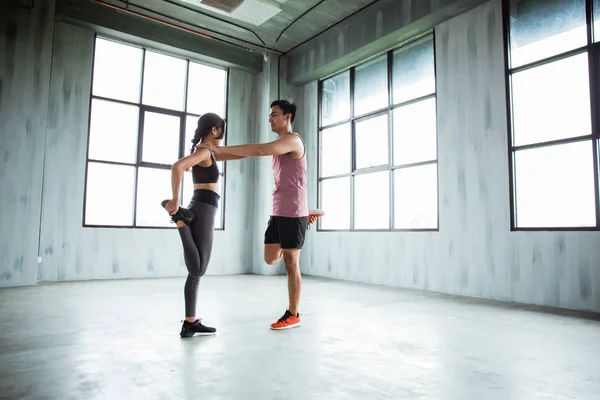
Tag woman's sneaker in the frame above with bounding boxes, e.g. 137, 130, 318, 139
161, 200, 195, 225
180, 319, 216, 337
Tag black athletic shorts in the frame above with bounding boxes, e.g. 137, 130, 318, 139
264, 215, 308, 249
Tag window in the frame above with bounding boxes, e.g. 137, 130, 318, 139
317, 34, 438, 231
505, 0, 600, 229
84, 36, 228, 229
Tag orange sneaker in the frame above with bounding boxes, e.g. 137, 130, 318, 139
270, 310, 301, 330
308, 208, 325, 228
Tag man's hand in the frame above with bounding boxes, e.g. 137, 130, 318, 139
195, 143, 220, 153
164, 199, 179, 215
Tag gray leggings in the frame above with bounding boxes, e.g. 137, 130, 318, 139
178, 190, 219, 317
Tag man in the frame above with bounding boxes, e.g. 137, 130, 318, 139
198, 100, 318, 330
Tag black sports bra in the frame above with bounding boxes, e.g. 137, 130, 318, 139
192, 152, 219, 184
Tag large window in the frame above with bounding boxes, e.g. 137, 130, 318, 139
317, 35, 438, 231
84, 36, 228, 229
505, 0, 600, 230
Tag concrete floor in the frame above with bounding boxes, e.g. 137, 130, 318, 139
0, 275, 599, 400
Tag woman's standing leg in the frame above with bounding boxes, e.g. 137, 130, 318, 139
177, 200, 217, 337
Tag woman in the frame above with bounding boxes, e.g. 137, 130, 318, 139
161, 112, 244, 338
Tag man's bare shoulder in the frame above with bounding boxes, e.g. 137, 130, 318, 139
288, 133, 305, 157
279, 132, 303, 141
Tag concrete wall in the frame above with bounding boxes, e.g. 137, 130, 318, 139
3, 0, 599, 313
0, 1, 57, 286
297, 0, 600, 313
1, 6, 259, 286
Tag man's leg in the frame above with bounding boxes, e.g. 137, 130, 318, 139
270, 216, 307, 330
282, 249, 301, 316
264, 216, 282, 265
264, 244, 282, 265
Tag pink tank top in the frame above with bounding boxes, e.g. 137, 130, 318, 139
271, 133, 308, 218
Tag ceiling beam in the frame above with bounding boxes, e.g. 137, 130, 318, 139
55, 0, 264, 73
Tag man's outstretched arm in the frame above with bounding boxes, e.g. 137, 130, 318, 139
200, 135, 301, 158
214, 153, 246, 161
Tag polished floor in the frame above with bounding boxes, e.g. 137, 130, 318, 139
0, 274, 599, 400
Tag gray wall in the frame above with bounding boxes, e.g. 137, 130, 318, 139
0, 1, 57, 286
1, 6, 259, 286
297, 0, 600, 313
3, 0, 599, 314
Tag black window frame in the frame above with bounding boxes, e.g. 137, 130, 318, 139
503, 0, 600, 231
316, 32, 439, 232
83, 34, 229, 230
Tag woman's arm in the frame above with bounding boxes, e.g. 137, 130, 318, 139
169, 149, 210, 203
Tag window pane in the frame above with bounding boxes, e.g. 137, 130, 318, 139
514, 141, 596, 228
321, 72, 350, 126
319, 177, 350, 230
183, 172, 223, 229
595, 0, 600, 42
88, 99, 139, 163
185, 114, 223, 171
142, 112, 181, 165
393, 98, 437, 165
136, 167, 172, 227
187, 62, 227, 116
511, 53, 591, 147
354, 171, 389, 229
394, 164, 438, 229
142, 51, 186, 111
355, 114, 388, 169
509, 0, 586, 68
92, 38, 142, 103
185, 115, 198, 156
392, 39, 435, 104
353, 56, 388, 117
182, 170, 195, 205
320, 123, 351, 177
84, 162, 135, 226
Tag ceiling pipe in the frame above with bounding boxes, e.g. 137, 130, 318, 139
275, 0, 325, 43
92, 0, 274, 55
159, 0, 282, 60
161, 0, 270, 49
284, 0, 381, 55
117, 0, 282, 56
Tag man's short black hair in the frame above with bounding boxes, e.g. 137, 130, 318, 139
271, 99, 297, 124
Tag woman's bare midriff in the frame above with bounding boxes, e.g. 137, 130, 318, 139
193, 183, 220, 196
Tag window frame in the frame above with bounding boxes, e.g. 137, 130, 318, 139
502, 0, 600, 231
82, 34, 229, 230
316, 33, 439, 232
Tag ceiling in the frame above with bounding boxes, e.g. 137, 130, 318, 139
99, 0, 379, 55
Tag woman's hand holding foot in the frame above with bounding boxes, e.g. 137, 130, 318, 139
164, 199, 179, 215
